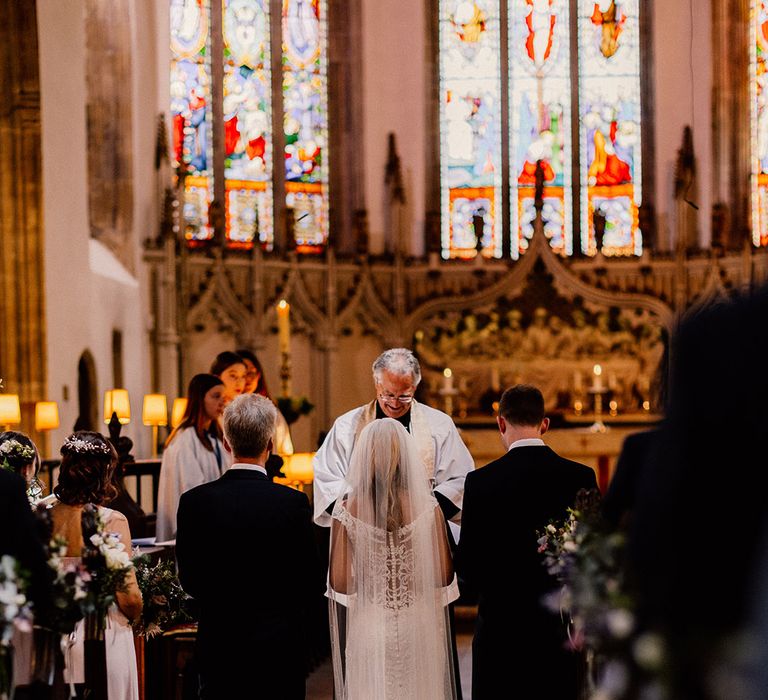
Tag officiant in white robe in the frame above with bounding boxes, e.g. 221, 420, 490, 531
313, 348, 474, 537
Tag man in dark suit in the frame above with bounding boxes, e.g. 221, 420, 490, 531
457, 384, 597, 700
176, 394, 320, 699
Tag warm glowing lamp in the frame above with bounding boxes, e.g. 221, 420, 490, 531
35, 402, 60, 432
142, 394, 168, 458
283, 452, 315, 490
103, 389, 131, 425
0, 394, 21, 431
171, 398, 188, 429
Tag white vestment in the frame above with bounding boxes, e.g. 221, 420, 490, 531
313, 400, 474, 531
156, 427, 231, 541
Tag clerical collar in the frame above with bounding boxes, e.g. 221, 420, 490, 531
375, 401, 411, 431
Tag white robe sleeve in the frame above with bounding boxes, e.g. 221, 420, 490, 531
312, 407, 361, 526
427, 408, 475, 525
155, 428, 223, 541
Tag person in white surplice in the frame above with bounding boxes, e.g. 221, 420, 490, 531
313, 348, 473, 538
328, 419, 459, 699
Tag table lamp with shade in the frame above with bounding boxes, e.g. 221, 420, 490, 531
282, 452, 315, 492
0, 394, 21, 432
142, 394, 168, 458
171, 398, 188, 429
35, 401, 60, 432
103, 389, 131, 426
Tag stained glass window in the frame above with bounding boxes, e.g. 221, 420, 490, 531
509, 0, 573, 259
223, 0, 274, 249
751, 0, 768, 247
439, 0, 503, 259
439, 0, 644, 258
171, 0, 214, 244
282, 0, 330, 253
577, 0, 642, 256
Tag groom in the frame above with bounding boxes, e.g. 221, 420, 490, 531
176, 394, 320, 699
457, 384, 597, 699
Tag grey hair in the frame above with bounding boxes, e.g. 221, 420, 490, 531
222, 394, 277, 459
372, 348, 422, 386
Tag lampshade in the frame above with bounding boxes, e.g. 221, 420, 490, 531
0, 394, 21, 426
35, 401, 60, 431
283, 452, 315, 483
142, 394, 168, 426
171, 398, 188, 429
103, 389, 131, 425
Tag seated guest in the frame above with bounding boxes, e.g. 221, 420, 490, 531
176, 394, 320, 699
46, 432, 142, 698
156, 374, 229, 541
238, 348, 294, 456
210, 351, 247, 404
0, 431, 44, 501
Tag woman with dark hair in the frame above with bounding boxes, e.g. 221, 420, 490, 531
237, 348, 294, 456
156, 374, 229, 541
0, 431, 44, 501
49, 431, 142, 699
210, 351, 247, 403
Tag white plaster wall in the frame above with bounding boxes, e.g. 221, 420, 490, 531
38, 0, 158, 458
652, 0, 713, 250
360, 0, 428, 255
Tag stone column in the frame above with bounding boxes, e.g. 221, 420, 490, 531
0, 0, 48, 446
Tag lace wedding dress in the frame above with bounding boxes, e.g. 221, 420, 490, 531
328, 419, 459, 700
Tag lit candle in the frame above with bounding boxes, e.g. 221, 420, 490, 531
443, 368, 454, 393
277, 300, 291, 354
490, 366, 500, 391
608, 372, 617, 391
592, 364, 603, 391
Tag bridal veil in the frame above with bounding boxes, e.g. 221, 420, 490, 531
328, 418, 458, 699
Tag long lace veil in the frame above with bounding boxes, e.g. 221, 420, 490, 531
328, 418, 457, 699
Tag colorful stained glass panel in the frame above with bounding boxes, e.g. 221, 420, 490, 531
509, 0, 573, 258
440, 0, 503, 259
578, 0, 642, 256
282, 0, 329, 253
751, 0, 768, 246
171, 0, 214, 243
223, 0, 274, 249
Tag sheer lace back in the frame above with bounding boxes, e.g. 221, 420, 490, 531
333, 504, 435, 611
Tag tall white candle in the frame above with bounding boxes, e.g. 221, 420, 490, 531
592, 364, 603, 391
277, 300, 291, 354
443, 368, 454, 393
573, 371, 583, 392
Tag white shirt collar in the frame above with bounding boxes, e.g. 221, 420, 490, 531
507, 437, 546, 452
229, 462, 267, 475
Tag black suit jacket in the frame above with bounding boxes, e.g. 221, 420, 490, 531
176, 468, 321, 699
456, 445, 597, 700
0, 469, 51, 617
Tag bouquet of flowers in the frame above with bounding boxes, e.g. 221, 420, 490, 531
537, 488, 669, 699
131, 556, 190, 638
0, 555, 30, 697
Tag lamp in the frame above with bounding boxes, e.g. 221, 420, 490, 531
142, 394, 168, 458
0, 394, 21, 431
35, 401, 60, 432
171, 398, 187, 429
103, 389, 131, 425
282, 452, 315, 491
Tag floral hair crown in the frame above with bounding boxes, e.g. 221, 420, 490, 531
0, 439, 36, 463
62, 436, 112, 456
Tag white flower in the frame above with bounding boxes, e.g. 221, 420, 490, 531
90, 534, 104, 547
606, 608, 635, 639
104, 547, 132, 571
563, 540, 578, 552
546, 524, 557, 534
633, 632, 666, 670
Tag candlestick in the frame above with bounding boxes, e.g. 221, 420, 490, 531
276, 300, 291, 355
490, 366, 500, 392
443, 368, 454, 393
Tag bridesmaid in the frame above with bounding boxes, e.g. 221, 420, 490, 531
156, 374, 229, 541
210, 351, 247, 404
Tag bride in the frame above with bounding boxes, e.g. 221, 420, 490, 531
328, 418, 459, 699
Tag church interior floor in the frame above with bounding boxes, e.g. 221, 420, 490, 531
305, 606, 476, 699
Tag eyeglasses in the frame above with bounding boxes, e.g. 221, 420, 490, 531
377, 392, 414, 405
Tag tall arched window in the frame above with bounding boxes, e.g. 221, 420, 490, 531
171, 0, 329, 251
751, 0, 768, 247
439, 0, 643, 259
